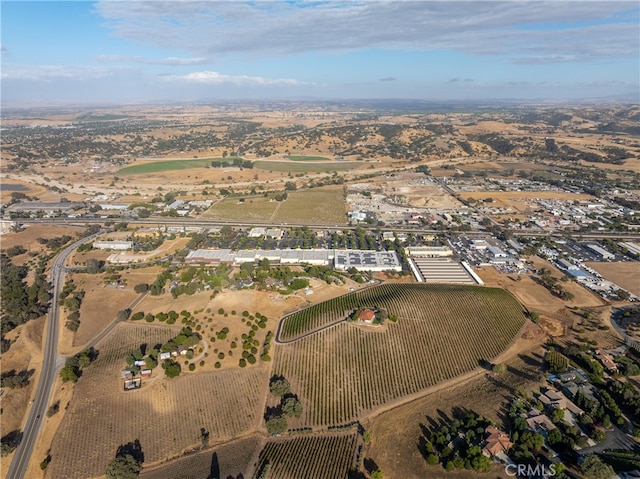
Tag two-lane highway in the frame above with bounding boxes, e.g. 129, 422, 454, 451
6, 233, 100, 479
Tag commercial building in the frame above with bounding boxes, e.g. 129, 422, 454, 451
406, 246, 453, 257
619, 242, 640, 257
334, 250, 402, 272
93, 240, 133, 250
585, 244, 615, 260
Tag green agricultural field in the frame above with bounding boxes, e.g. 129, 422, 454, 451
254, 160, 361, 173
202, 196, 280, 222
273, 284, 527, 426
287, 155, 331, 161
118, 158, 238, 175
273, 186, 346, 224
203, 186, 347, 224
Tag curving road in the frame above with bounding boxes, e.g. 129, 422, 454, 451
6, 233, 100, 479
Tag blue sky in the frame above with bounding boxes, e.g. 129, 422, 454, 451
1, 1, 638, 105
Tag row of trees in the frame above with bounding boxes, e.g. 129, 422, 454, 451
60, 280, 85, 331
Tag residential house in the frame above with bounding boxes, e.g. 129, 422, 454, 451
525, 408, 557, 435
482, 426, 514, 457
538, 389, 584, 416
358, 309, 376, 324
159, 352, 171, 361
594, 349, 618, 373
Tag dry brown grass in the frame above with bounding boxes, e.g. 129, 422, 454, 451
47, 322, 269, 479
0, 317, 45, 438
1, 225, 81, 265
476, 257, 606, 311
64, 273, 140, 350
364, 336, 546, 479
586, 261, 640, 296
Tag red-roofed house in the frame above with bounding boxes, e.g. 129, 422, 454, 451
358, 309, 376, 324
482, 426, 514, 457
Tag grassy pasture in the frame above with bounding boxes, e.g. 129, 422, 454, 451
118, 158, 234, 175
287, 155, 331, 161
273, 284, 527, 426
203, 186, 346, 224
202, 195, 280, 222
47, 323, 267, 479
254, 160, 361, 173
273, 186, 347, 224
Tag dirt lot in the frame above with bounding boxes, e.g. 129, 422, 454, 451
459, 191, 594, 213
586, 261, 640, 296
477, 257, 606, 310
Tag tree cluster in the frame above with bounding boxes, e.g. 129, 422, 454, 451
0, 368, 34, 389
265, 377, 304, 434
60, 280, 85, 331
106, 440, 144, 479
1, 254, 50, 345
419, 411, 494, 473
59, 347, 98, 383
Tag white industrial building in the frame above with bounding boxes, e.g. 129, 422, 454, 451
406, 246, 453, 257
585, 244, 615, 260
99, 203, 130, 211
248, 227, 266, 238
93, 240, 133, 250
487, 246, 508, 258
334, 250, 402, 272
619, 242, 640, 257
185, 247, 400, 271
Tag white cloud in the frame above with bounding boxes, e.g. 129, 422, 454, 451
94, 1, 638, 62
166, 70, 311, 86
96, 54, 210, 65
0, 64, 121, 81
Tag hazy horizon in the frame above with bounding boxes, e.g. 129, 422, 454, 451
1, 1, 638, 106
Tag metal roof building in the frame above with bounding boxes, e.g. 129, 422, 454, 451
334, 250, 402, 272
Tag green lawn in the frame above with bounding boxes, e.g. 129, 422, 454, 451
254, 161, 361, 173
118, 158, 238, 175
287, 155, 331, 161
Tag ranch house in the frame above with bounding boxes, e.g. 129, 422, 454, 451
358, 309, 376, 324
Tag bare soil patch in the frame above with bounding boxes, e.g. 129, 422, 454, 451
459, 191, 594, 213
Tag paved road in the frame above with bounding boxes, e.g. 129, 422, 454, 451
18, 217, 640, 241
6, 233, 99, 479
